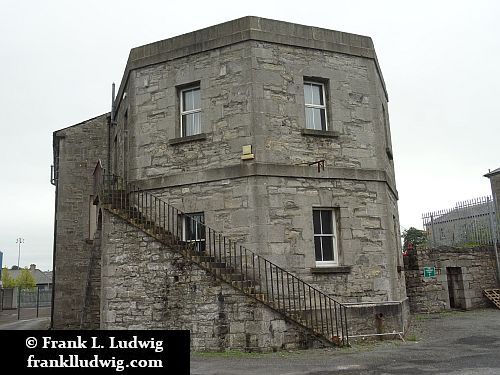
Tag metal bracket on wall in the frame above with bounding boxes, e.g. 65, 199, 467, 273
297, 159, 325, 173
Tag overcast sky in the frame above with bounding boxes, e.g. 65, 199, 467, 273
0, 0, 498, 271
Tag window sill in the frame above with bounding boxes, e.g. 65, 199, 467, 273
310, 266, 351, 274
301, 129, 340, 138
168, 133, 207, 145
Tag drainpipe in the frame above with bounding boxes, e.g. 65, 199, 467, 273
50, 133, 62, 329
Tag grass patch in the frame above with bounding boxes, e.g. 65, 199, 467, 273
413, 309, 464, 321
195, 350, 266, 358
405, 333, 418, 342
193, 349, 296, 358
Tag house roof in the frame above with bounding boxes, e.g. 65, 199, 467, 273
8, 266, 52, 285
485, 167, 500, 178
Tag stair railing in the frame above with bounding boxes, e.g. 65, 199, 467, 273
97, 172, 349, 346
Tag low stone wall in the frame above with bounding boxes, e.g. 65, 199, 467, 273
346, 299, 409, 338
404, 246, 498, 313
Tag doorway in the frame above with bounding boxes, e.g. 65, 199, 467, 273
446, 267, 465, 309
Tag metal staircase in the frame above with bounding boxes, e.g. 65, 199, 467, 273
94, 172, 349, 346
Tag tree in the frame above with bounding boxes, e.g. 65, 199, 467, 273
402, 227, 427, 253
1, 267, 16, 288
16, 268, 36, 290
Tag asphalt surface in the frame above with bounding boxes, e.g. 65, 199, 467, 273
0, 317, 50, 330
191, 309, 500, 374
0, 307, 51, 330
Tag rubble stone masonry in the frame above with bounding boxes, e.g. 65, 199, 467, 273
405, 246, 498, 313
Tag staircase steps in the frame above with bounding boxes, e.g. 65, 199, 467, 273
94, 174, 349, 346
484, 289, 500, 309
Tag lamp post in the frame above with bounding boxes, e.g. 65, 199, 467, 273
16, 237, 24, 320
16, 238, 24, 269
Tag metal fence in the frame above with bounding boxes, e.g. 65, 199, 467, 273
19, 288, 52, 308
422, 196, 498, 247
1, 287, 52, 321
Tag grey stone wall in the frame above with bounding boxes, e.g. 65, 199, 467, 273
104, 16, 404, 307
404, 246, 498, 313
100, 211, 325, 351
117, 39, 395, 185
345, 299, 409, 338
147, 173, 405, 304
53, 17, 407, 334
122, 41, 254, 180
52, 114, 108, 328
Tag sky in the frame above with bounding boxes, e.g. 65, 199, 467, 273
0, 0, 498, 271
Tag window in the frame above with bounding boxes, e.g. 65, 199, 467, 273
304, 81, 328, 131
182, 212, 205, 252
180, 86, 201, 137
313, 209, 338, 266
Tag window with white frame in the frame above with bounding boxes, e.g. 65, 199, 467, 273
304, 81, 328, 131
182, 212, 205, 252
313, 209, 338, 266
180, 86, 201, 137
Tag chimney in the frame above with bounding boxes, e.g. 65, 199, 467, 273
30, 264, 36, 272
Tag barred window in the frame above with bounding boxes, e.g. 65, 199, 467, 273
182, 212, 205, 253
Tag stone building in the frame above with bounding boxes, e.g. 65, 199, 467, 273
485, 167, 500, 218
404, 246, 498, 313
423, 200, 495, 247
52, 17, 407, 350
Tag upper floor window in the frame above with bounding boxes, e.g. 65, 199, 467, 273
313, 209, 338, 266
304, 81, 328, 131
180, 86, 201, 137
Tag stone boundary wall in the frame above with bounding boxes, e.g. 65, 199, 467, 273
404, 246, 498, 313
346, 299, 409, 338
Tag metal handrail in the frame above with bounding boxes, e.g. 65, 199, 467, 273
98, 172, 349, 346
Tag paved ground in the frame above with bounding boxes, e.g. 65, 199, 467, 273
0, 317, 50, 330
191, 309, 500, 374
0, 307, 51, 330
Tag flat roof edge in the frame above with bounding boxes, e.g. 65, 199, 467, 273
114, 16, 388, 110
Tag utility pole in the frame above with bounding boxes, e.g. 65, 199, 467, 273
16, 237, 24, 320
16, 238, 24, 269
